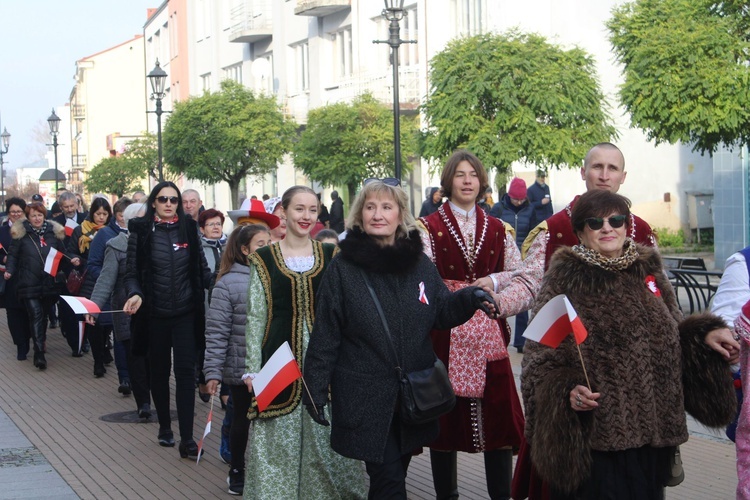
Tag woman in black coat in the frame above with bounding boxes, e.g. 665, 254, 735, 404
4, 202, 80, 369
303, 180, 498, 498
123, 181, 213, 459
0, 197, 30, 360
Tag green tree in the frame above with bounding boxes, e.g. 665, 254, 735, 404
163, 80, 297, 208
84, 156, 146, 198
421, 31, 617, 172
84, 134, 158, 197
293, 93, 417, 201
608, 0, 750, 154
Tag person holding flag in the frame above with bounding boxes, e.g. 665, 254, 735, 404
4, 202, 80, 369
242, 186, 366, 499
520, 190, 739, 499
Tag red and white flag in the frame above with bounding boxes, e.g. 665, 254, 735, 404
196, 404, 213, 464
43, 247, 63, 276
64, 218, 79, 237
60, 295, 101, 315
523, 295, 588, 348
253, 341, 302, 413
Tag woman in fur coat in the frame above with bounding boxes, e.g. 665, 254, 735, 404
4, 202, 80, 369
521, 190, 738, 500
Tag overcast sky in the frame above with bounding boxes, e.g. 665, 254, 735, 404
0, 0, 158, 170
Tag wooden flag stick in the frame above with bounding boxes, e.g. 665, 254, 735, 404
576, 343, 592, 392
300, 375, 321, 417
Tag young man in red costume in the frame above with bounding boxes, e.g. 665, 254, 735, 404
420, 150, 533, 499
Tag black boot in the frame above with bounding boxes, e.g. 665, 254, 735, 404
484, 449, 513, 500
430, 449, 459, 499
34, 351, 47, 370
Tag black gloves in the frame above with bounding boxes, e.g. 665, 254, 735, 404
472, 288, 499, 319
306, 404, 330, 426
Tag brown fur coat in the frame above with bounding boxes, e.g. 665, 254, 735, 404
520, 244, 736, 493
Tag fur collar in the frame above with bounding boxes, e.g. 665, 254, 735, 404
339, 226, 424, 274
11, 218, 65, 240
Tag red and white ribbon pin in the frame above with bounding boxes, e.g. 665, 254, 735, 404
418, 282, 429, 305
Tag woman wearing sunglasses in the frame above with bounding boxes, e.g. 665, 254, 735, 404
521, 189, 738, 499
123, 181, 214, 459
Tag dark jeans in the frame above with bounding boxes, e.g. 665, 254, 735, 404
365, 421, 412, 499
148, 313, 197, 441
121, 338, 150, 408
114, 340, 129, 382
513, 310, 529, 348
58, 299, 81, 353
6, 306, 30, 350
228, 384, 253, 472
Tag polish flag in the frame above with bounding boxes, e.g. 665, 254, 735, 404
196, 404, 212, 464
59, 295, 101, 315
43, 247, 63, 276
253, 341, 302, 413
523, 295, 588, 348
64, 218, 79, 237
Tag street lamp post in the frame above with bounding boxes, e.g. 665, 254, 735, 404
0, 127, 9, 209
47, 109, 61, 193
374, 0, 416, 182
147, 60, 168, 182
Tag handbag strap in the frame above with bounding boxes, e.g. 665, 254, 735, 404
359, 269, 402, 375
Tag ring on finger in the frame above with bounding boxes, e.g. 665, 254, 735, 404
575, 394, 582, 402
576, 401, 582, 407
735, 333, 741, 341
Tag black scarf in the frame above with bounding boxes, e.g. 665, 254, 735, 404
338, 226, 424, 274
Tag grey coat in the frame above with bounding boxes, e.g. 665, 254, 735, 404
89, 232, 131, 341
203, 262, 250, 386
304, 227, 479, 464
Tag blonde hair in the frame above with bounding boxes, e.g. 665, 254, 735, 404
346, 181, 418, 240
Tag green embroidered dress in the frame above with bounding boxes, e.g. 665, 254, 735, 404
244, 242, 366, 500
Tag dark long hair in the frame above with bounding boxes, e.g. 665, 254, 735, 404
135, 181, 189, 244
88, 197, 112, 225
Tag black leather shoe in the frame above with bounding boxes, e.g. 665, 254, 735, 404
72, 351, 83, 358
48, 321, 58, 329
138, 403, 151, 419
94, 363, 106, 378
179, 439, 202, 459
118, 380, 132, 395
158, 428, 175, 447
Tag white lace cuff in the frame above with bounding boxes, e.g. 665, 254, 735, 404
241, 373, 257, 381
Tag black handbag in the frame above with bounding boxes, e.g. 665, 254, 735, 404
360, 270, 456, 425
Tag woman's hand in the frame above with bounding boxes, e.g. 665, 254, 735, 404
705, 327, 740, 363
70, 257, 81, 267
470, 276, 494, 292
243, 376, 254, 393
3, 272, 10, 280
123, 295, 142, 315
205, 379, 219, 396
84, 314, 96, 325
570, 384, 600, 412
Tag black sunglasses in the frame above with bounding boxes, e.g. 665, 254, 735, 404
364, 177, 400, 187
584, 215, 628, 231
156, 196, 179, 204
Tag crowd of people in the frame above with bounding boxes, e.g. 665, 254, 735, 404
1, 141, 746, 500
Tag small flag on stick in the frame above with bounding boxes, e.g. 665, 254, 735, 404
253, 341, 302, 413
523, 295, 588, 347
43, 248, 63, 276
60, 295, 102, 315
64, 218, 79, 237
196, 396, 213, 464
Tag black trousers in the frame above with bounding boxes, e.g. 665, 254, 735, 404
122, 338, 150, 408
228, 384, 253, 472
86, 322, 111, 368
58, 298, 81, 353
6, 306, 30, 349
147, 313, 197, 440
23, 297, 56, 352
365, 421, 412, 499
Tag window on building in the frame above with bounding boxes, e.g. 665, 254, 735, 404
451, 0, 486, 37
201, 73, 212, 91
223, 63, 243, 84
333, 27, 353, 79
170, 11, 179, 57
291, 41, 309, 92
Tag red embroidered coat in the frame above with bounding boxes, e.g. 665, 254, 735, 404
420, 204, 525, 452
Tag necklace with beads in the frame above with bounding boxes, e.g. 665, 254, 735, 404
438, 204, 487, 273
